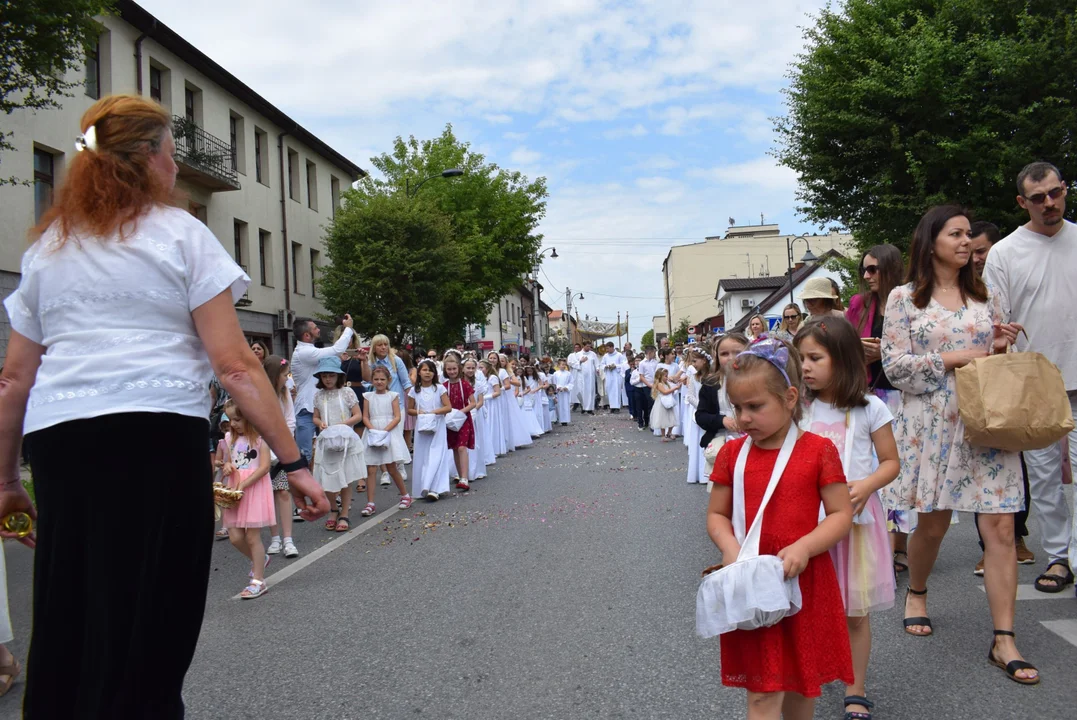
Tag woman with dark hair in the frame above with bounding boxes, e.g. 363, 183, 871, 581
881, 206, 1036, 683
846, 244, 910, 570
250, 339, 271, 362
0, 95, 328, 717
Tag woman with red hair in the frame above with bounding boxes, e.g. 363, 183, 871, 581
0, 95, 329, 717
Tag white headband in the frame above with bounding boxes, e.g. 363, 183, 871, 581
74, 125, 98, 153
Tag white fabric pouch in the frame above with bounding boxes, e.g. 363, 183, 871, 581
696, 426, 803, 638
317, 424, 353, 454
445, 409, 467, 432
660, 393, 676, 410
365, 429, 390, 448
416, 414, 438, 434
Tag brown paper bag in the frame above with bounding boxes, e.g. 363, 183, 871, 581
956, 351, 1074, 452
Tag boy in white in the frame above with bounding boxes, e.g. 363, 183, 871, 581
984, 161, 1077, 590
552, 359, 574, 425
567, 343, 583, 409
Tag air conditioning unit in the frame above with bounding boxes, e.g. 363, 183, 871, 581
741, 299, 753, 309
277, 309, 295, 328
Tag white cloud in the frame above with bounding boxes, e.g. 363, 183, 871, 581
603, 123, 649, 139
484, 113, 514, 124
503, 131, 528, 140
687, 157, 798, 191
510, 146, 542, 164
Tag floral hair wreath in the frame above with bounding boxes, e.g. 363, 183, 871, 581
74, 125, 98, 153
733, 336, 792, 387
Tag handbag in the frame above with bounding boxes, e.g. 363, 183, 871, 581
416, 413, 438, 434
446, 408, 467, 432
696, 425, 803, 637
365, 429, 390, 448
660, 393, 676, 410
955, 335, 1075, 452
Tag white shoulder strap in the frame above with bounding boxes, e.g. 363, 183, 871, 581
732, 424, 799, 560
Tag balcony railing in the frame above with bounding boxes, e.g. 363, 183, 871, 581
235, 265, 252, 307
173, 116, 241, 191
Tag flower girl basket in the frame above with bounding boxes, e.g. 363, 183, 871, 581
696, 425, 803, 637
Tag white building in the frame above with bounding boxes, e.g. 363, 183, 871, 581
0, 0, 364, 363
466, 283, 553, 355
715, 250, 845, 332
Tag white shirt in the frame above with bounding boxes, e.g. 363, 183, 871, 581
4, 205, 248, 434
802, 395, 893, 482
984, 219, 1077, 390
291, 327, 354, 414
638, 357, 658, 386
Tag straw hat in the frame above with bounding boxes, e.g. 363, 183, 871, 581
799, 277, 839, 300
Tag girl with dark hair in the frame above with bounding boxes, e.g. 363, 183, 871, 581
881, 206, 1037, 684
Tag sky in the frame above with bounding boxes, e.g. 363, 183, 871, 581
140, 0, 831, 346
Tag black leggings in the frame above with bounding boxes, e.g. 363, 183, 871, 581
24, 413, 214, 720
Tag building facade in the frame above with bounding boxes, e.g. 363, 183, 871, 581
0, 0, 363, 363
715, 252, 844, 331
467, 283, 553, 355
661, 223, 854, 336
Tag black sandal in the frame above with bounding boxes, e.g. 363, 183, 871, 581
987, 630, 1039, 685
843, 695, 874, 720
903, 587, 932, 636
893, 550, 908, 574
1033, 560, 1074, 593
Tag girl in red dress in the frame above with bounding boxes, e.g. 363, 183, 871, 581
443, 354, 476, 491
706, 337, 854, 720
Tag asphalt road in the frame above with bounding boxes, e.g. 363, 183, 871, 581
2, 413, 1075, 719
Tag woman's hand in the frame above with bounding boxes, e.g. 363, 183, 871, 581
992, 322, 1023, 354
941, 348, 988, 370
777, 541, 811, 579
847, 480, 872, 516
861, 338, 882, 364
0, 481, 37, 549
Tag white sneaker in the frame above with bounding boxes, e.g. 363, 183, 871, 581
266, 538, 282, 555
425, 491, 440, 502
379, 472, 390, 486
398, 463, 408, 481
283, 540, 299, 558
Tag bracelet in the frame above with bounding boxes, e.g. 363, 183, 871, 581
278, 457, 308, 473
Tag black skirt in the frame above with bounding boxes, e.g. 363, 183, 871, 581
23, 412, 214, 720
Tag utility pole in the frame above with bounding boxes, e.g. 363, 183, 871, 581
532, 265, 543, 357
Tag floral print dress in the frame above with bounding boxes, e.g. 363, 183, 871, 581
881, 283, 1023, 514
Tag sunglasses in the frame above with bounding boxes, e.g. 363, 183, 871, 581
1023, 185, 1066, 205
783, 314, 800, 320
862, 264, 879, 275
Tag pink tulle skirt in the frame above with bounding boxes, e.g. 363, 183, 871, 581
829, 492, 895, 617
222, 468, 275, 529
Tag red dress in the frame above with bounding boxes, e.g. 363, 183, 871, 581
710, 432, 853, 697
444, 379, 475, 450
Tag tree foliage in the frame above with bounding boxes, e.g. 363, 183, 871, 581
543, 333, 573, 360
322, 125, 548, 348
0, 0, 114, 184
640, 329, 655, 347
775, 0, 1077, 252
670, 317, 691, 345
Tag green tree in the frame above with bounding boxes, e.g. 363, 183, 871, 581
774, 0, 1077, 253
670, 317, 691, 345
640, 329, 655, 347
330, 124, 547, 346
1, 0, 114, 184
319, 194, 462, 347
544, 333, 573, 360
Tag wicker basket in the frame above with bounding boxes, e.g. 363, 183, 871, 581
213, 482, 244, 509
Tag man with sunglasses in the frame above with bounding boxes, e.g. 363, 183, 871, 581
984, 161, 1077, 595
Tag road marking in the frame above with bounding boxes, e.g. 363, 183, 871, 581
1041, 619, 1077, 648
231, 505, 402, 599
977, 584, 1074, 601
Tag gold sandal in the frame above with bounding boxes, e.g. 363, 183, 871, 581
0, 657, 22, 697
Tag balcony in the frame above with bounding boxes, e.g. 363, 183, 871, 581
235, 265, 253, 307
173, 116, 241, 192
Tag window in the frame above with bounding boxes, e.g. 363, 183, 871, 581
233, 221, 244, 264
228, 113, 246, 174
287, 149, 300, 201
229, 116, 238, 171
305, 160, 318, 211
310, 249, 320, 297
184, 88, 195, 122
33, 148, 55, 224
258, 230, 271, 286
183, 84, 202, 126
85, 42, 100, 99
330, 176, 341, 219
291, 242, 302, 292
254, 128, 267, 185
149, 66, 162, 102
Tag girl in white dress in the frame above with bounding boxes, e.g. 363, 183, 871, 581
655, 348, 682, 437
312, 358, 365, 532
552, 358, 574, 425
481, 359, 506, 457
407, 360, 454, 502
361, 366, 413, 516
463, 358, 488, 481
683, 347, 710, 484
503, 360, 534, 448
538, 365, 554, 432
521, 365, 546, 437
491, 353, 517, 453
649, 368, 679, 439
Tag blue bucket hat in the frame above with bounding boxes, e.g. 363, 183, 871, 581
316, 357, 344, 376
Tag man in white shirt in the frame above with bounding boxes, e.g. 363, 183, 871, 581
984, 161, 1077, 592
567, 343, 583, 409
634, 346, 658, 430
290, 314, 354, 466
601, 342, 627, 413
572, 342, 600, 414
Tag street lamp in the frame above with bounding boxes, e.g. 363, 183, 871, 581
786, 234, 818, 304
565, 290, 584, 344
531, 248, 558, 357
406, 168, 464, 197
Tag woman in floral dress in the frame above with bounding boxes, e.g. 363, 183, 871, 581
882, 205, 1037, 684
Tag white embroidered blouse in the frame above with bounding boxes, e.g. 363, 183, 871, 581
4, 205, 249, 434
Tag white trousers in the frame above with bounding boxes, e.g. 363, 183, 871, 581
1022, 393, 1076, 570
